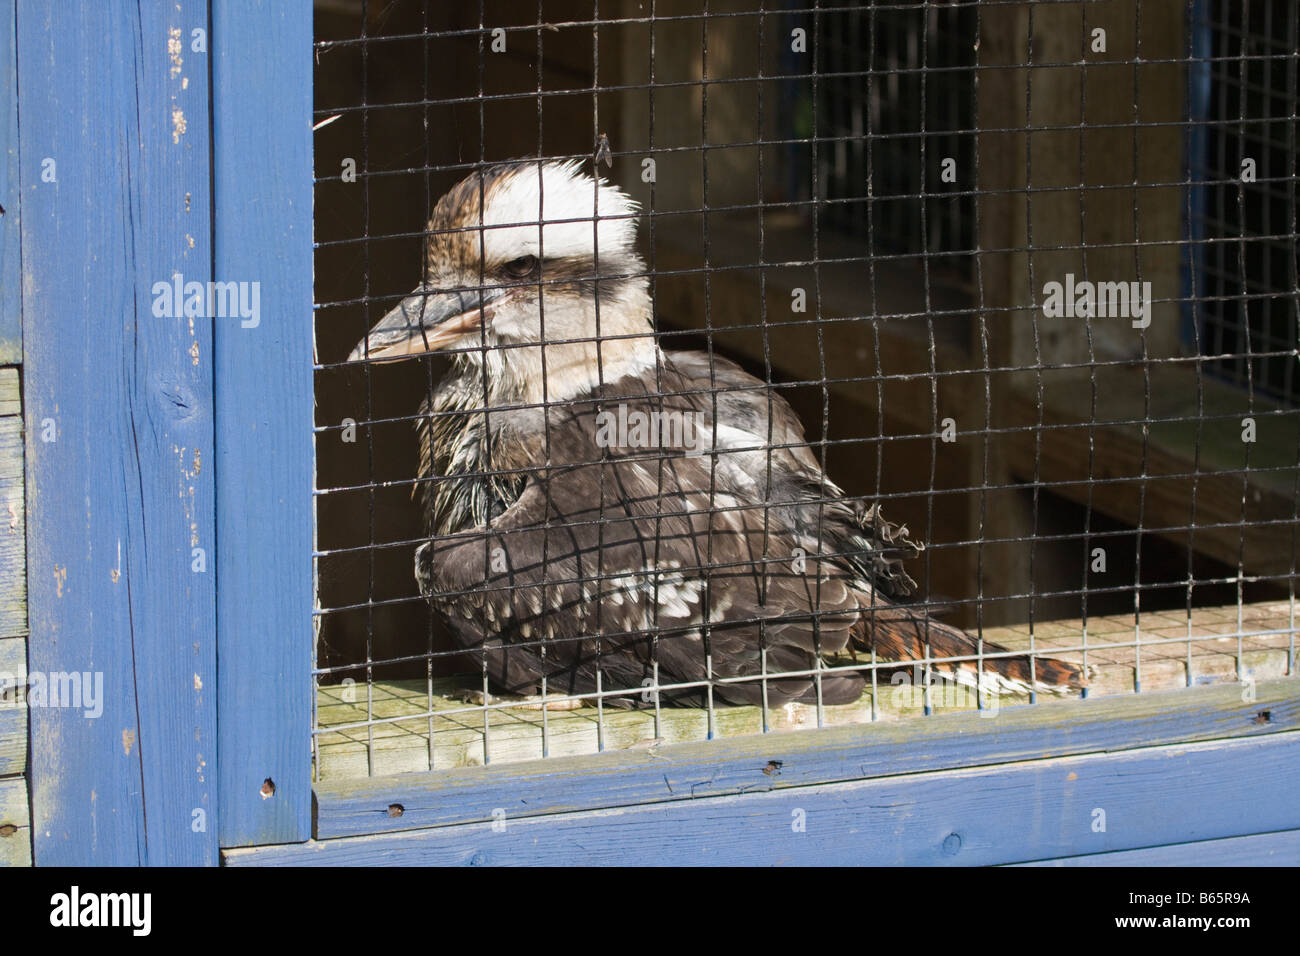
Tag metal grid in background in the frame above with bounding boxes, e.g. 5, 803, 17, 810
310, 0, 1299, 779
812, 1, 975, 274
1195, 0, 1300, 404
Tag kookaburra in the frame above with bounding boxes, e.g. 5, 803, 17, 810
349, 159, 1085, 707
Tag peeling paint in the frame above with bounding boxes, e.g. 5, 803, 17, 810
171, 106, 187, 144
122, 729, 136, 756
194, 673, 202, 691
53, 564, 67, 598
189, 340, 199, 366
167, 27, 183, 78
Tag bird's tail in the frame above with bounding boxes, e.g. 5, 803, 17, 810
855, 607, 1088, 696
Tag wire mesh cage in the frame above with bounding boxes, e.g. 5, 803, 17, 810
311, 0, 1298, 780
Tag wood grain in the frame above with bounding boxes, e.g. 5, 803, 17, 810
227, 729, 1300, 866
0, 636, 24, 777
211, 0, 314, 848
314, 601, 1297, 780
0, 775, 31, 867
1016, 828, 1300, 866
19, 0, 217, 865
0, 0, 19, 364
0, 373, 27, 638
314, 676, 1299, 840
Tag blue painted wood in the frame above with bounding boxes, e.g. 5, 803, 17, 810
1017, 828, 1300, 866
19, 0, 217, 865
211, 0, 314, 847
0, 0, 20, 364
314, 679, 1299, 839
226, 730, 1300, 866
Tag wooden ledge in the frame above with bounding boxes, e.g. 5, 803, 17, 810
314, 600, 1296, 781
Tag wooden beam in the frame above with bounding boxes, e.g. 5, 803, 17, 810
312, 676, 1298, 840
312, 601, 1296, 781
0, 0, 18, 365
19, 0, 218, 866
0, 373, 23, 782
229, 729, 1300, 866
0, 370, 25, 639
211, 0, 314, 848
1014, 828, 1300, 866
998, 364, 1300, 574
0, 775, 30, 867
0, 636, 23, 777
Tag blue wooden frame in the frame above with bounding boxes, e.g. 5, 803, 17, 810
0, 0, 19, 365
20, 0, 219, 866
228, 680, 1300, 866
210, 0, 314, 851
9, 0, 1300, 867
16, 0, 312, 865
306, 680, 1300, 841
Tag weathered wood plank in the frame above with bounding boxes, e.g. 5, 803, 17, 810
20, 0, 217, 865
0, 636, 25, 776
0, 404, 27, 637
314, 601, 1296, 780
0, 775, 31, 867
0, 0, 20, 364
1016, 828, 1300, 867
0, 14, 28, 863
0, 367, 19, 414
228, 730, 1300, 866
212, 0, 314, 848
313, 676, 1298, 839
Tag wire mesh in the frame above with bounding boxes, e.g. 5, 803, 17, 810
311, 0, 1299, 780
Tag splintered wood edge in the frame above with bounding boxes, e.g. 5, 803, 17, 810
313, 601, 1297, 781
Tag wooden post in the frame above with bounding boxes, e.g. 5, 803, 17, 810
20, 0, 218, 865
0, 0, 30, 868
211, 0, 314, 848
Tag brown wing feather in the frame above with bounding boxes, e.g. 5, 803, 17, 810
419, 355, 1085, 704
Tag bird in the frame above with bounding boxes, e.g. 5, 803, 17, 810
348, 159, 1086, 708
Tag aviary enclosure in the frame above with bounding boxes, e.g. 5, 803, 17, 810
0, 0, 1296, 867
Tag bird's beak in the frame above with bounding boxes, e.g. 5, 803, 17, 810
347, 284, 508, 363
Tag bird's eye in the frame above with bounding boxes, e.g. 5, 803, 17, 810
502, 255, 539, 279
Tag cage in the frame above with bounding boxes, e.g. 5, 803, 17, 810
308, 0, 1297, 782
4, 0, 1298, 868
